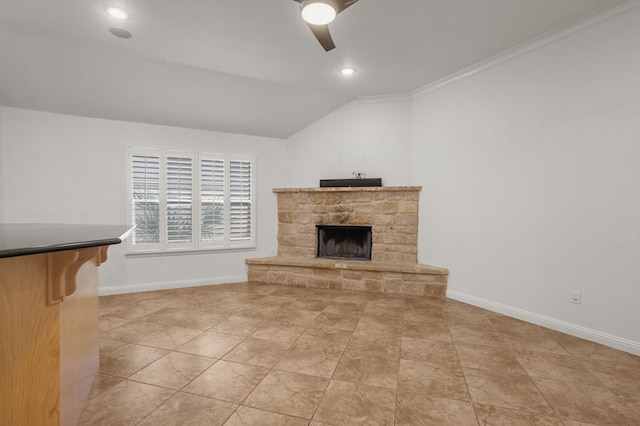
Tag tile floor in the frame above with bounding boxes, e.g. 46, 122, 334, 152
80, 282, 640, 425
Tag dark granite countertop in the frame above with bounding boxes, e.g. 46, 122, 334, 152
0, 224, 134, 259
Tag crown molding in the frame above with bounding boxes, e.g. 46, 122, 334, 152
357, 1, 640, 105
411, 0, 640, 99
357, 92, 412, 104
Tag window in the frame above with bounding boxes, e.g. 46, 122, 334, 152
127, 148, 255, 253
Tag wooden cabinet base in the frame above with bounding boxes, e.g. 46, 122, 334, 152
1, 248, 103, 426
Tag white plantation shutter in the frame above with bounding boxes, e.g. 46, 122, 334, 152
127, 148, 255, 253
166, 155, 193, 244
200, 157, 225, 242
229, 159, 253, 241
131, 154, 161, 245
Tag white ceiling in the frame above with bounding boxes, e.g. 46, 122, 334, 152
0, 0, 627, 138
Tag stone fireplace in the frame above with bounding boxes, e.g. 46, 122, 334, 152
245, 186, 448, 297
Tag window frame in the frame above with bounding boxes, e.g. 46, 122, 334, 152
126, 147, 256, 255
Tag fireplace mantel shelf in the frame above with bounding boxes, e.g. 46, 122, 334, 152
273, 186, 421, 193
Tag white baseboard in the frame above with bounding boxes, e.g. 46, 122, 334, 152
99, 275, 248, 296
447, 290, 640, 356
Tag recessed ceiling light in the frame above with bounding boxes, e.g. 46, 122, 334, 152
340, 67, 356, 76
106, 6, 128, 20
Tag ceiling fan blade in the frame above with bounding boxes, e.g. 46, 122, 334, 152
336, 0, 358, 14
308, 23, 336, 51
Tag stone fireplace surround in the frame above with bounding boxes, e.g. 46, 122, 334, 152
245, 186, 448, 297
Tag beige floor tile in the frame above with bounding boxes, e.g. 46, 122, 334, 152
251, 321, 308, 343
275, 343, 343, 378
237, 304, 282, 320
100, 321, 167, 343
211, 316, 266, 336
140, 307, 229, 330
395, 392, 478, 426
463, 368, 555, 416
584, 358, 640, 398
448, 322, 505, 347
554, 334, 640, 365
512, 350, 602, 385
99, 338, 128, 357
99, 316, 130, 333
295, 327, 353, 350
534, 377, 640, 424
244, 370, 329, 419
445, 311, 494, 327
345, 330, 401, 357
487, 314, 537, 332
136, 324, 204, 350
332, 292, 372, 304
323, 301, 366, 315
177, 331, 245, 358
354, 314, 402, 335
402, 307, 446, 322
183, 360, 269, 403
403, 296, 443, 310
99, 343, 168, 378
78, 380, 175, 426
270, 309, 321, 325
333, 350, 399, 389
400, 337, 459, 367
399, 359, 469, 400
288, 298, 331, 311
313, 380, 396, 426
87, 374, 123, 400
367, 296, 405, 309
129, 351, 215, 389
258, 295, 298, 307
138, 392, 236, 426
84, 283, 639, 425
500, 327, 570, 355
361, 305, 403, 319
223, 337, 291, 368
311, 311, 361, 331
402, 318, 452, 341
473, 403, 563, 426
99, 302, 165, 321
455, 342, 527, 376
223, 406, 309, 426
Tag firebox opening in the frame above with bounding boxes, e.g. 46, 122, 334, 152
316, 225, 372, 261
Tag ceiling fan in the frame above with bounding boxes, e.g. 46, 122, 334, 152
293, 0, 359, 51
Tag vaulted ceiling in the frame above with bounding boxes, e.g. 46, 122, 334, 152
0, 0, 627, 138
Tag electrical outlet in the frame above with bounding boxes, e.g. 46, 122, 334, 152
570, 290, 581, 304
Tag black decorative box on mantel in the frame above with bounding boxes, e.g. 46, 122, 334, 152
319, 178, 382, 188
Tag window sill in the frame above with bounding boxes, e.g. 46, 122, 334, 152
125, 246, 257, 258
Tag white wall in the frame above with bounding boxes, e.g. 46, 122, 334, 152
1, 107, 287, 294
286, 99, 412, 187
413, 8, 640, 351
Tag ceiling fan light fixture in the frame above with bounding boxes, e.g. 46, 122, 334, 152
105, 6, 128, 20
301, 1, 337, 25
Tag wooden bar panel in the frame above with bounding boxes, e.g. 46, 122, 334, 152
0, 254, 61, 426
59, 250, 100, 426
1, 247, 106, 426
